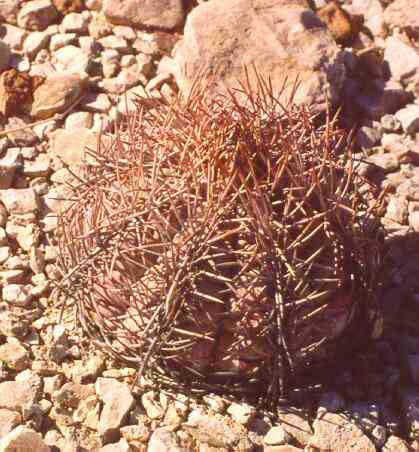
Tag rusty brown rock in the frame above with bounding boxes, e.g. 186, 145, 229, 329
0, 69, 43, 117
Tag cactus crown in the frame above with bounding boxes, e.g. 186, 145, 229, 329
56, 69, 384, 407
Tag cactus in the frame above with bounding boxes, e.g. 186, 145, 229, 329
56, 70, 384, 406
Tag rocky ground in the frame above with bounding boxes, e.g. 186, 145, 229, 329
0, 0, 419, 450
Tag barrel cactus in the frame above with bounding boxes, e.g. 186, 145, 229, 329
56, 71, 384, 406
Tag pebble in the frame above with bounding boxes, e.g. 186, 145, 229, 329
95, 378, 135, 442
395, 104, 419, 135
17, 0, 58, 32
0, 381, 39, 413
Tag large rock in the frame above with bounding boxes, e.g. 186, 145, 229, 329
31, 73, 84, 119
173, 0, 345, 113
103, 0, 185, 31
0, 409, 21, 438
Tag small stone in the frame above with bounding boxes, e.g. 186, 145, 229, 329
384, 36, 419, 84
382, 435, 410, 452
71, 353, 105, 383
17, 0, 58, 31
141, 391, 164, 420
0, 426, 49, 452
263, 426, 291, 446
23, 31, 49, 59
386, 195, 408, 224
82, 92, 112, 113
0, 148, 22, 190
0, 409, 22, 438
48, 127, 107, 166
88, 11, 113, 39
0, 381, 39, 413
368, 153, 400, 173
49, 32, 77, 51
61, 12, 89, 34
277, 409, 313, 447
0, 270, 26, 285
203, 395, 226, 414
73, 395, 100, 430
103, 0, 185, 31
31, 72, 84, 119
148, 428, 182, 452
6, 117, 38, 146
183, 409, 252, 450
227, 402, 257, 426
65, 111, 93, 130
0, 311, 28, 338
0, 246, 11, 264
99, 35, 130, 53
0, 342, 30, 371
120, 424, 150, 443
381, 114, 402, 133
95, 378, 135, 442
54, 45, 90, 74
395, 104, 419, 135
43, 375, 63, 395
2, 284, 33, 307
0, 188, 38, 215
23, 157, 51, 178
356, 122, 383, 149
312, 412, 375, 451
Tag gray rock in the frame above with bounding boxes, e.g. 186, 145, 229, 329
174, 0, 345, 114
148, 428, 183, 452
395, 104, 419, 135
17, 0, 58, 31
381, 114, 402, 133
141, 391, 164, 420
0, 188, 38, 215
226, 402, 257, 426
277, 409, 313, 447
0, 381, 39, 413
0, 25, 27, 51
384, 35, 419, 84
0, 426, 49, 452
103, 0, 185, 31
61, 12, 89, 34
0, 148, 21, 190
263, 426, 291, 446
386, 195, 408, 224
0, 342, 30, 371
54, 45, 91, 74
49, 33, 77, 51
356, 122, 383, 149
23, 31, 49, 59
183, 409, 253, 450
312, 412, 376, 451
95, 378, 135, 442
